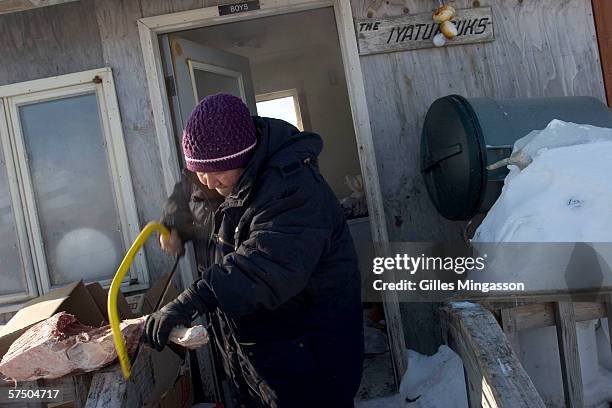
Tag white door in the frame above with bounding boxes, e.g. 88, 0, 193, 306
169, 35, 257, 134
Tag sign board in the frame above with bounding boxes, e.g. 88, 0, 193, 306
218, 0, 260, 16
356, 7, 494, 56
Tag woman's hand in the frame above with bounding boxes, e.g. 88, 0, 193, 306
160, 228, 184, 256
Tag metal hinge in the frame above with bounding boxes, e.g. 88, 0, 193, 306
165, 75, 176, 97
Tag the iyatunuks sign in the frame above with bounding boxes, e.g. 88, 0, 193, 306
356, 7, 494, 56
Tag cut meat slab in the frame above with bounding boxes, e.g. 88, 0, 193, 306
0, 312, 143, 381
0, 312, 208, 382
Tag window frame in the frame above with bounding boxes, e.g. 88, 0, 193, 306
188, 59, 247, 105
0, 99, 39, 305
0, 68, 148, 308
255, 88, 304, 131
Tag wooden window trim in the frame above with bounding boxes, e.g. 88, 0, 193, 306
256, 88, 304, 131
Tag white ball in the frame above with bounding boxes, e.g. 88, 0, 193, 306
55, 228, 119, 283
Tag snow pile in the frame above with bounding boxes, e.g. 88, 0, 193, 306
356, 345, 467, 408
470, 119, 612, 407
474, 120, 612, 242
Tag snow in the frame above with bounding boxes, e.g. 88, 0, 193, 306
469, 121, 612, 291
364, 325, 389, 355
471, 120, 612, 407
356, 345, 468, 408
448, 301, 477, 309
474, 120, 612, 242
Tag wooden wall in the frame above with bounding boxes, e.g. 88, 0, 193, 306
0, 0, 103, 85
0, 0, 606, 353
351, 0, 605, 353
592, 0, 612, 105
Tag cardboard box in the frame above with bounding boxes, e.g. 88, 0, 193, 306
126, 293, 147, 315
0, 275, 181, 358
0, 281, 106, 359
141, 273, 180, 315
0, 277, 189, 407
140, 274, 191, 408
86, 282, 134, 321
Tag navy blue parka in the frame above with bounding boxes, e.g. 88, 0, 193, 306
162, 117, 364, 407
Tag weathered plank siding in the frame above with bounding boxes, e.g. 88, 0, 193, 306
351, 0, 604, 242
0, 0, 103, 85
93, 0, 174, 283
0, 0, 78, 16
140, 0, 208, 16
351, 0, 605, 353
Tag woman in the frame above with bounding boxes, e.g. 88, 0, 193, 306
145, 93, 364, 407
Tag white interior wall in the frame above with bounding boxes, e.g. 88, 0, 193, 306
250, 53, 360, 198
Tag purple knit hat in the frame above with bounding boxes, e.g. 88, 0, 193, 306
182, 93, 257, 172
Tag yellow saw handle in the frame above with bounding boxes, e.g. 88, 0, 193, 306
108, 221, 170, 379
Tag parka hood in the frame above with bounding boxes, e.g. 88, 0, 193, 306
226, 117, 323, 205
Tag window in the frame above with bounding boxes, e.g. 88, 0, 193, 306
0, 68, 147, 308
256, 89, 303, 131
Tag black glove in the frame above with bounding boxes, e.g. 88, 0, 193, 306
145, 286, 205, 351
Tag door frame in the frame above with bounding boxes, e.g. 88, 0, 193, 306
137, 0, 407, 385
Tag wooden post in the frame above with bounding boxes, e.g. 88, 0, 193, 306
441, 303, 545, 408
592, 0, 612, 106
501, 308, 522, 358
85, 347, 156, 408
553, 302, 584, 408
333, 0, 408, 384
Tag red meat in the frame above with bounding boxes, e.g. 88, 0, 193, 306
0, 312, 144, 381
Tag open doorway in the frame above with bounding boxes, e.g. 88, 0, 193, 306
144, 4, 398, 404
162, 7, 363, 201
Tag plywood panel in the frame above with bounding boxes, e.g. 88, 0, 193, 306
0, 0, 103, 86
0, 0, 78, 16
352, 0, 604, 242
350, 0, 605, 353
140, 0, 207, 18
